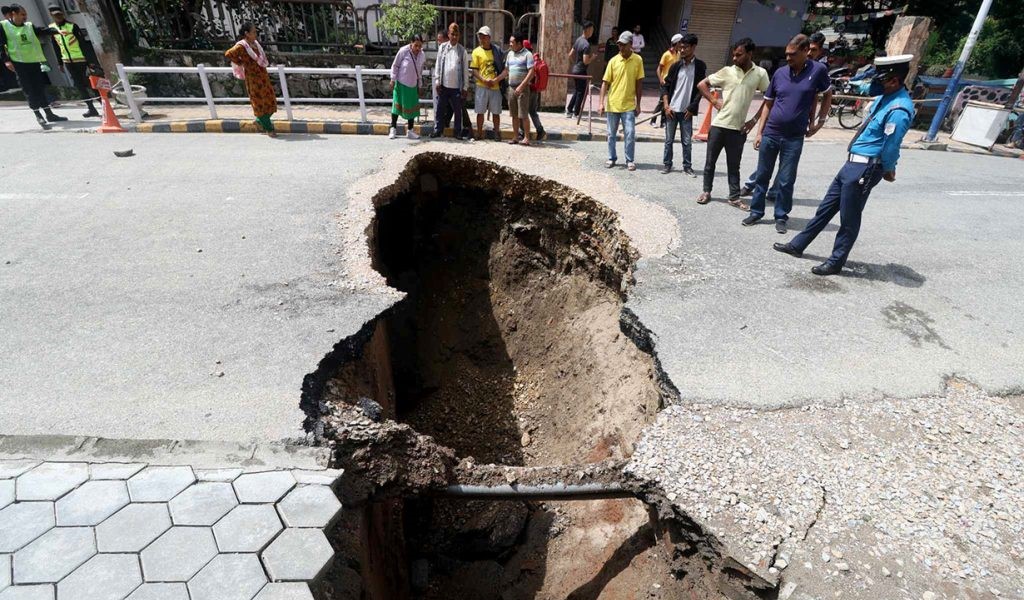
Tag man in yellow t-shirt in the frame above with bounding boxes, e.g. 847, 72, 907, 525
652, 33, 683, 127
598, 31, 645, 171
471, 25, 504, 140
694, 38, 769, 205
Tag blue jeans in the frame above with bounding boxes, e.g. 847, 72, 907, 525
791, 161, 884, 268
662, 113, 693, 169
749, 135, 804, 222
745, 170, 779, 202
607, 111, 636, 163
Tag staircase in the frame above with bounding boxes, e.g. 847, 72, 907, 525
640, 25, 671, 88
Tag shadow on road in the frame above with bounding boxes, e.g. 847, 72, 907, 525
795, 253, 926, 287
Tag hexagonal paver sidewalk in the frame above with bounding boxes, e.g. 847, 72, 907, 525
0, 457, 342, 600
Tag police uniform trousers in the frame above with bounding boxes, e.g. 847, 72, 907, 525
65, 61, 93, 101
11, 61, 51, 110
790, 160, 884, 268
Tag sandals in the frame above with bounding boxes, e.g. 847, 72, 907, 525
696, 192, 711, 204
728, 198, 750, 210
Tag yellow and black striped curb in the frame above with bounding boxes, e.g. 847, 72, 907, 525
129, 119, 666, 143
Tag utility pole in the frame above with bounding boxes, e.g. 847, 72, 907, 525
922, 0, 995, 143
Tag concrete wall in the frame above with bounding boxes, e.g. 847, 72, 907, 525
731, 0, 809, 49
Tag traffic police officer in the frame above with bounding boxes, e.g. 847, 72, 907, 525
773, 54, 916, 276
48, 4, 100, 118
1, 3, 66, 129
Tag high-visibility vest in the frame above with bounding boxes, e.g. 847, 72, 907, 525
50, 22, 85, 62
2, 20, 46, 64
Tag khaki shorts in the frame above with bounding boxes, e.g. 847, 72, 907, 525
508, 86, 531, 120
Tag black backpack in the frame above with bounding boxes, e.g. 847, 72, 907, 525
491, 43, 508, 94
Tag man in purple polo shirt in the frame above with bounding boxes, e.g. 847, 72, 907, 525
742, 34, 832, 233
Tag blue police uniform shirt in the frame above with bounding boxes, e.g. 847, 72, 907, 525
849, 87, 914, 172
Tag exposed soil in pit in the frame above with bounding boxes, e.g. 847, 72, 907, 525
306, 154, 770, 600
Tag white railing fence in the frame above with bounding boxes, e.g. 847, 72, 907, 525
114, 63, 432, 124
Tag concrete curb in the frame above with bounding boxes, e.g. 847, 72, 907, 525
0, 434, 331, 470
129, 118, 667, 143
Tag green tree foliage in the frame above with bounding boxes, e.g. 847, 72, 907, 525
376, 0, 438, 44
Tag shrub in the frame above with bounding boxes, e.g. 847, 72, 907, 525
376, 0, 438, 45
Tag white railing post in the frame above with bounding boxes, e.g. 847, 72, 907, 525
276, 64, 293, 121
355, 65, 368, 123
196, 63, 218, 119
115, 63, 143, 123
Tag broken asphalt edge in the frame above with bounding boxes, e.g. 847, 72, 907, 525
0, 433, 332, 471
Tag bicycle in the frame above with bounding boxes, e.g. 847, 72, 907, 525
831, 95, 867, 129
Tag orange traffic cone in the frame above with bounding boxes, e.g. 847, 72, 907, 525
694, 90, 717, 142
90, 74, 125, 133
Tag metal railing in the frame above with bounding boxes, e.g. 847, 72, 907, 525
358, 4, 514, 49
114, 63, 432, 124
121, 0, 359, 52
550, 73, 596, 136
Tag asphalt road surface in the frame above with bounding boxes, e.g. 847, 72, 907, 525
2, 132, 1022, 444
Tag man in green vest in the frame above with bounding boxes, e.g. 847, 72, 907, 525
48, 5, 99, 118
1, 4, 66, 129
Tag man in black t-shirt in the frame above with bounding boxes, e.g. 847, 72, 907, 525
604, 27, 619, 62
566, 20, 593, 118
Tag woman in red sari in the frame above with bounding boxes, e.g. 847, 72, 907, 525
225, 23, 277, 137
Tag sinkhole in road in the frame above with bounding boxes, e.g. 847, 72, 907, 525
305, 153, 775, 600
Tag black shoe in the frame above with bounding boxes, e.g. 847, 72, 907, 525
83, 107, 100, 118
428, 130, 442, 139
35, 114, 51, 130
775, 220, 787, 234
44, 110, 68, 123
811, 263, 842, 276
536, 129, 546, 141
742, 215, 762, 227
740, 186, 754, 198
660, 165, 671, 174
683, 167, 696, 178
773, 242, 802, 258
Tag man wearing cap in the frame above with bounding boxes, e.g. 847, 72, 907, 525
659, 33, 704, 176
1, 4, 65, 129
432, 22, 470, 140
566, 20, 593, 119
470, 25, 505, 140
48, 5, 100, 118
774, 55, 915, 276
599, 30, 644, 171
742, 34, 832, 234
650, 33, 682, 128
